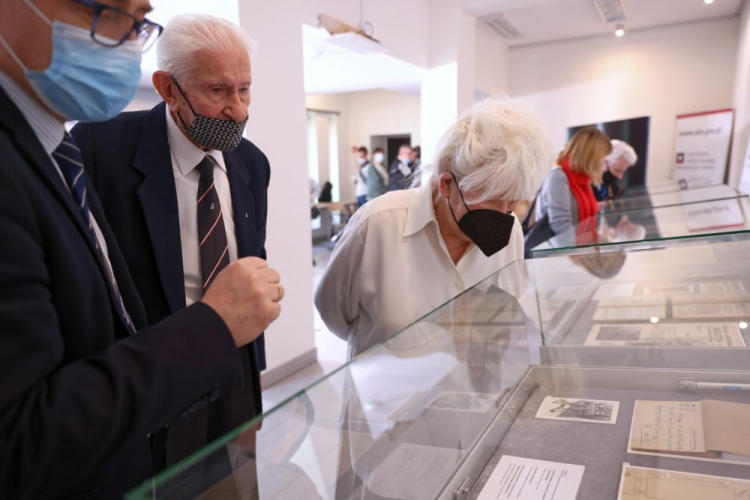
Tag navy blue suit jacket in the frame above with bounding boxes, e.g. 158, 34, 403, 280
71, 103, 269, 461
0, 92, 244, 499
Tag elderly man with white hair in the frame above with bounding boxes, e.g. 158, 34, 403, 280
72, 13, 274, 468
316, 99, 552, 358
593, 139, 638, 202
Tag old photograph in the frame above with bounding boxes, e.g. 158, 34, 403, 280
536, 396, 619, 424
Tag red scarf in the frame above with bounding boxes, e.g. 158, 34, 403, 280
560, 157, 598, 223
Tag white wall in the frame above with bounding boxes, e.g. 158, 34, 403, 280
731, 1, 750, 190
509, 17, 740, 184
421, 0, 477, 164
239, 2, 317, 382
474, 22, 510, 98
306, 90, 421, 202
123, 86, 161, 113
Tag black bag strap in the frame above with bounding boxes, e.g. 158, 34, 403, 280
521, 189, 541, 232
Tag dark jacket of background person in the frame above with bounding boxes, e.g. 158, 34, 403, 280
387, 158, 413, 191
0, 89, 245, 500
366, 162, 389, 200
592, 169, 623, 202
72, 101, 269, 465
319, 181, 333, 202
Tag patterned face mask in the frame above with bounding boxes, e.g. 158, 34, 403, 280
172, 77, 248, 152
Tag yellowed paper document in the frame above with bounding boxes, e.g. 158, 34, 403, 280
630, 401, 708, 455
630, 400, 750, 458
673, 302, 750, 320
585, 323, 744, 347
592, 306, 666, 322
617, 465, 750, 500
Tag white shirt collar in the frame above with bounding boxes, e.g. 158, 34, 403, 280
164, 104, 226, 177
403, 182, 439, 237
0, 70, 64, 155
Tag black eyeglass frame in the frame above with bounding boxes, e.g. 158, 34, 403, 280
71, 0, 163, 51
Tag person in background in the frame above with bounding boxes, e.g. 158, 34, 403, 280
354, 146, 371, 207
592, 139, 638, 202
71, 14, 270, 469
408, 144, 422, 187
367, 147, 389, 201
0, 1, 283, 497
534, 127, 612, 236
387, 144, 413, 191
409, 144, 421, 172
319, 180, 333, 203
316, 99, 552, 358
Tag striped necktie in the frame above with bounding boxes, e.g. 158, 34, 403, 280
196, 155, 230, 291
53, 133, 136, 335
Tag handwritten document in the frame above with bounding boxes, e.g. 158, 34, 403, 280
630, 401, 707, 455
630, 400, 750, 458
477, 456, 584, 500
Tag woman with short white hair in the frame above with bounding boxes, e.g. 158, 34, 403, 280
594, 139, 638, 201
315, 99, 552, 358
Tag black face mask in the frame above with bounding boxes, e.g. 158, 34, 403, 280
447, 173, 515, 257
172, 77, 248, 152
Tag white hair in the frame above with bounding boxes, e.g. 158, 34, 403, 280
426, 98, 553, 204
607, 139, 638, 166
156, 14, 258, 83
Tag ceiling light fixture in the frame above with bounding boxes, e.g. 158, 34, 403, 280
705, 0, 714, 4
615, 24, 625, 37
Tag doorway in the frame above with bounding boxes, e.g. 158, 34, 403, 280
371, 134, 412, 170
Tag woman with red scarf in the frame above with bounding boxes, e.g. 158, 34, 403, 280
533, 127, 612, 241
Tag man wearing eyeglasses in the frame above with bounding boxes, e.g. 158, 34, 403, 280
0, 1, 284, 499
72, 12, 271, 471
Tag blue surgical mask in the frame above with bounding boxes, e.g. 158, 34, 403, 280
0, 0, 142, 122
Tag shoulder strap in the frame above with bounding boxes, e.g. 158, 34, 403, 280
522, 189, 541, 229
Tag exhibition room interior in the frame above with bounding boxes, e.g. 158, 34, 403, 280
107, 0, 750, 497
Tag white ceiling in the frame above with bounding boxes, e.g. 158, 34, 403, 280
464, 0, 743, 47
302, 25, 425, 95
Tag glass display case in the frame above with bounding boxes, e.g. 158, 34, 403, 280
128, 240, 750, 500
531, 195, 750, 258
619, 179, 704, 198
602, 184, 742, 215
531, 238, 750, 370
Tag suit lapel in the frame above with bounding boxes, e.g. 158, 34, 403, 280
224, 149, 257, 258
0, 89, 141, 335
0, 90, 101, 261
133, 102, 186, 314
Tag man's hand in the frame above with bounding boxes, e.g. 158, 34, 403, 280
202, 257, 284, 347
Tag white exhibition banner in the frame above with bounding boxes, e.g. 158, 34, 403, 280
673, 108, 733, 188
739, 136, 750, 195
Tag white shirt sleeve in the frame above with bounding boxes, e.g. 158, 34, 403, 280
314, 213, 366, 341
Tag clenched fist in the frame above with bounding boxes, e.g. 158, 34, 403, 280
202, 257, 284, 347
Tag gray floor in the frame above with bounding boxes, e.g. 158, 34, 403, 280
262, 243, 348, 410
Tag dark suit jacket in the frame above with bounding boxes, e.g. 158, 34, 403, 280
387, 158, 413, 191
0, 91, 245, 499
71, 102, 269, 464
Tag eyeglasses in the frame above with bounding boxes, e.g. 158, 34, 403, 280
72, 0, 163, 53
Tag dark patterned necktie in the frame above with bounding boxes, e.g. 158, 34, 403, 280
196, 155, 230, 291
53, 132, 136, 334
